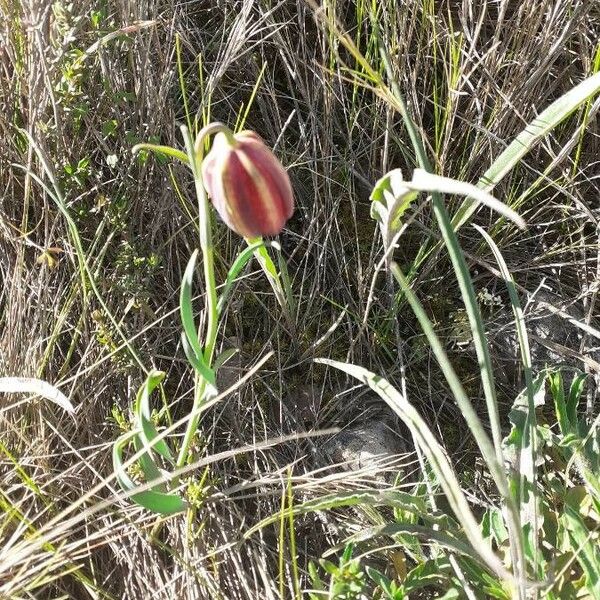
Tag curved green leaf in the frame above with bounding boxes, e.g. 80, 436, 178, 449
217, 240, 266, 314
410, 169, 526, 229
454, 71, 600, 231
349, 523, 484, 566
134, 371, 174, 463
244, 489, 431, 540
476, 225, 545, 571
132, 432, 164, 485
179, 250, 215, 384
315, 357, 509, 580
112, 431, 186, 515
131, 143, 189, 165
214, 347, 239, 372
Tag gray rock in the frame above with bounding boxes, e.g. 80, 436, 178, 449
321, 420, 411, 480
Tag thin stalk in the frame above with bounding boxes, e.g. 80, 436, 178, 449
175, 121, 297, 466
377, 37, 526, 595
176, 123, 227, 469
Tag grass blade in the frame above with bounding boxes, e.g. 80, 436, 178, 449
389, 267, 504, 486
315, 357, 510, 581
411, 170, 526, 230
135, 371, 174, 463
131, 143, 189, 165
453, 71, 600, 231
244, 489, 431, 539
217, 239, 266, 314
390, 264, 527, 593
475, 225, 539, 560
0, 377, 73, 413
349, 523, 485, 567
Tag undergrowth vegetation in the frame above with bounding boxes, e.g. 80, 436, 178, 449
1, 1, 600, 598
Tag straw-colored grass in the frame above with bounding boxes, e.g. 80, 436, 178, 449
1, 1, 599, 597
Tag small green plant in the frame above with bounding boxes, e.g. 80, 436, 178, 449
111, 122, 296, 513
308, 544, 367, 600
109, 240, 161, 312
63, 156, 90, 188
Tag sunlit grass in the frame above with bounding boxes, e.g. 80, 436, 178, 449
1, 1, 600, 598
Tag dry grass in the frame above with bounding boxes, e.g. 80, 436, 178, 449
1, 0, 599, 597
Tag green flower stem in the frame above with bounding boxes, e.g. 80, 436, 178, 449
176, 122, 297, 468
176, 123, 230, 469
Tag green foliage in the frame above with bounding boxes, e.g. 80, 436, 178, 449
306, 46, 600, 597
297, 369, 600, 598
111, 122, 292, 512
308, 545, 367, 600
6, 2, 600, 596
112, 372, 185, 515
90, 6, 107, 29
109, 240, 161, 308
63, 157, 91, 187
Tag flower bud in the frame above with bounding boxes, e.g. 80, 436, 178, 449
201, 130, 294, 238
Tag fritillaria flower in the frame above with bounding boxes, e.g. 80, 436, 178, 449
201, 130, 294, 238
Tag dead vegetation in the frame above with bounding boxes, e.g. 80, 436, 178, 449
1, 0, 599, 597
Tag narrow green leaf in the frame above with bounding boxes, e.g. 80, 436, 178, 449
132, 432, 164, 484
567, 373, 587, 428
179, 250, 215, 385
421, 199, 505, 463
549, 371, 570, 435
244, 238, 292, 324
350, 523, 484, 566
411, 169, 526, 229
453, 71, 600, 231
365, 567, 397, 597
112, 431, 186, 514
476, 225, 541, 574
244, 490, 430, 540
213, 347, 239, 372
475, 226, 533, 376
502, 372, 546, 484
217, 240, 266, 314
275, 241, 297, 318
390, 264, 506, 495
253, 242, 279, 279
180, 250, 203, 358
315, 357, 509, 580
135, 371, 174, 463
417, 192, 530, 586
562, 504, 600, 597
181, 332, 207, 375
308, 561, 326, 592
131, 143, 189, 165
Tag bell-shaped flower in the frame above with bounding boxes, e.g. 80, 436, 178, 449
201, 131, 294, 238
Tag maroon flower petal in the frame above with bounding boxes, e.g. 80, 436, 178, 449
201, 129, 294, 238
239, 140, 293, 221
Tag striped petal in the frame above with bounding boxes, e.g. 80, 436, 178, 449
201, 129, 294, 238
